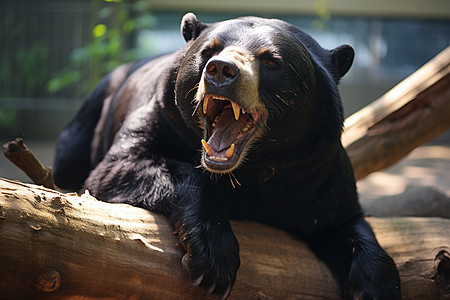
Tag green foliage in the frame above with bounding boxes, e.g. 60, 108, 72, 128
16, 42, 51, 92
0, 107, 17, 131
0, 42, 51, 98
312, 0, 331, 30
47, 0, 154, 96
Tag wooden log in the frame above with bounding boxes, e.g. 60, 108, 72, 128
342, 46, 450, 180
362, 186, 450, 218
3, 138, 56, 189
0, 178, 449, 299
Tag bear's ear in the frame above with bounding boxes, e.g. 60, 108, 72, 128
180, 12, 208, 42
330, 44, 354, 78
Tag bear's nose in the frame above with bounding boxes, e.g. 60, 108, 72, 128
205, 59, 240, 86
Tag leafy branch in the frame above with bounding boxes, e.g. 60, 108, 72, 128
47, 0, 154, 96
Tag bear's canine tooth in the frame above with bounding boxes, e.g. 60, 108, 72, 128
203, 96, 210, 114
201, 139, 213, 155
231, 101, 240, 120
226, 144, 235, 158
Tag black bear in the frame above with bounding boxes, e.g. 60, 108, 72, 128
54, 13, 401, 299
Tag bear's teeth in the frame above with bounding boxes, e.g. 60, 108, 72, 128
226, 144, 235, 158
231, 101, 240, 120
202, 140, 234, 161
203, 96, 210, 114
203, 95, 242, 121
201, 139, 213, 155
210, 156, 228, 162
242, 120, 253, 133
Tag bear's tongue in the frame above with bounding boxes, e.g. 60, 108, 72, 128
207, 107, 244, 152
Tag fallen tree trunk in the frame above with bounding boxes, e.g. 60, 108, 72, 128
362, 185, 450, 218
342, 46, 450, 180
0, 178, 449, 299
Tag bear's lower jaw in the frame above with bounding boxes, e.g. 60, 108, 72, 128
201, 140, 242, 174
200, 114, 265, 174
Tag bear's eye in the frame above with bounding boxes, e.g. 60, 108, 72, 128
202, 38, 222, 58
201, 48, 213, 58
258, 49, 280, 69
263, 59, 277, 68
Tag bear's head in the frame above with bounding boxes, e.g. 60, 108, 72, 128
175, 13, 354, 174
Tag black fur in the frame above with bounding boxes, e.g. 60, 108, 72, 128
54, 13, 401, 299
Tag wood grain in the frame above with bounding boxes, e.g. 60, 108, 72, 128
1, 178, 448, 299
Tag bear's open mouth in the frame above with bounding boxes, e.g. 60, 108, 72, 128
200, 94, 264, 173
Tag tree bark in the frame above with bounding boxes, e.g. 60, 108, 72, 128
1, 178, 449, 299
342, 46, 450, 180
3, 138, 56, 189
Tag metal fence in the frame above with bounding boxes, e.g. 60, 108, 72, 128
0, 0, 94, 99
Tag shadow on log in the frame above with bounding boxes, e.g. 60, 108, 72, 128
1, 178, 449, 299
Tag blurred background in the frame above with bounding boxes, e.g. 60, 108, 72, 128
0, 0, 449, 200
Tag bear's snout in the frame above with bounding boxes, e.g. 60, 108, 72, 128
205, 58, 240, 87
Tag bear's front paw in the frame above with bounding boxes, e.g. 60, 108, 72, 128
181, 231, 240, 300
344, 254, 401, 300
345, 283, 401, 300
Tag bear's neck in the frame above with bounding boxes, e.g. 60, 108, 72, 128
238, 140, 343, 189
